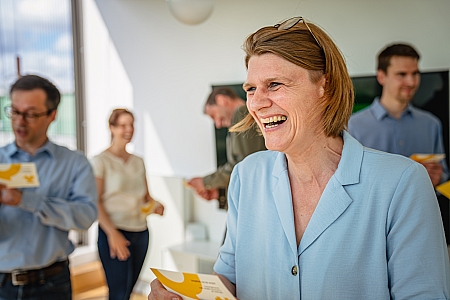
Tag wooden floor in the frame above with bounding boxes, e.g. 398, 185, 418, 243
71, 260, 148, 300
73, 287, 147, 300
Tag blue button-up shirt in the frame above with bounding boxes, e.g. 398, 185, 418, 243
348, 98, 448, 182
0, 141, 97, 271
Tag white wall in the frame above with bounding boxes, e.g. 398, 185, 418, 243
83, 0, 134, 157
83, 0, 450, 289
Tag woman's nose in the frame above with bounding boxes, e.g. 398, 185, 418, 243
248, 89, 270, 111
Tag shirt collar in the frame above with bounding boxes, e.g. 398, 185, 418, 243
6, 140, 56, 158
370, 97, 415, 120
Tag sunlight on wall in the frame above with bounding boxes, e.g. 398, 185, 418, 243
84, 0, 133, 158
142, 175, 188, 282
143, 111, 175, 175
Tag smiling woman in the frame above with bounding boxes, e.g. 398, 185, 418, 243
91, 108, 165, 300
148, 16, 450, 300
0, 0, 77, 150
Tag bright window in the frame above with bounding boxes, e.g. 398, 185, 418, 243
0, 0, 76, 149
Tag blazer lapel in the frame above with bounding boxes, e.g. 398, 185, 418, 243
272, 152, 298, 257
299, 131, 363, 255
298, 179, 353, 255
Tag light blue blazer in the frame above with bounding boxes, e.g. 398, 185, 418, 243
214, 131, 450, 300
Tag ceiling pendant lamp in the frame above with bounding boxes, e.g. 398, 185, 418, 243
166, 0, 215, 25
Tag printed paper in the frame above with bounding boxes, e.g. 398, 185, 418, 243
436, 180, 450, 199
151, 268, 236, 300
410, 153, 446, 163
0, 163, 40, 188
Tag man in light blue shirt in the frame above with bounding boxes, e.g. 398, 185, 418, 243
348, 43, 448, 186
348, 44, 450, 245
0, 75, 97, 299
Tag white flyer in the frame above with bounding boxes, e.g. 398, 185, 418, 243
0, 163, 40, 188
151, 268, 236, 300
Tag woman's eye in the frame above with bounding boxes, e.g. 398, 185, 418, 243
269, 82, 280, 89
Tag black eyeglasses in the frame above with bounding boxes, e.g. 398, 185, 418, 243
274, 16, 322, 49
4, 106, 54, 124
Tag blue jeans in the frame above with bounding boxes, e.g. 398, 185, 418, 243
0, 261, 71, 300
98, 226, 149, 300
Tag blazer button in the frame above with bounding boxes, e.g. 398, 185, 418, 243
291, 265, 298, 276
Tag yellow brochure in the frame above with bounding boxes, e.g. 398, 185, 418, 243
410, 153, 446, 163
436, 180, 450, 199
151, 268, 236, 300
0, 163, 40, 188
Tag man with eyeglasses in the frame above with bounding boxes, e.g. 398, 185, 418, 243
0, 74, 97, 299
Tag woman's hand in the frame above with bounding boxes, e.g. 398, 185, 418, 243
148, 279, 182, 300
107, 230, 130, 261
153, 200, 165, 216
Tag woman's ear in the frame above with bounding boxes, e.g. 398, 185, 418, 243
318, 74, 327, 98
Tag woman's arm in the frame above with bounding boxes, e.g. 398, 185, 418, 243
95, 177, 130, 261
144, 177, 164, 216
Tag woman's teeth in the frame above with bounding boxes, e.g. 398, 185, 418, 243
261, 115, 287, 128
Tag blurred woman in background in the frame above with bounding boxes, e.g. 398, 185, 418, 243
92, 108, 164, 300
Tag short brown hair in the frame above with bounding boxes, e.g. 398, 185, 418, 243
377, 43, 420, 73
109, 108, 134, 126
231, 18, 354, 137
10, 74, 61, 111
108, 108, 134, 141
204, 87, 241, 113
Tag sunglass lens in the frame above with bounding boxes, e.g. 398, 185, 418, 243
279, 17, 301, 30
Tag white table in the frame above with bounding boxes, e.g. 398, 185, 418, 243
166, 240, 221, 273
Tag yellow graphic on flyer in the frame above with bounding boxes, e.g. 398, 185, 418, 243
24, 175, 35, 183
141, 201, 155, 214
0, 164, 21, 180
152, 269, 202, 299
151, 268, 236, 300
